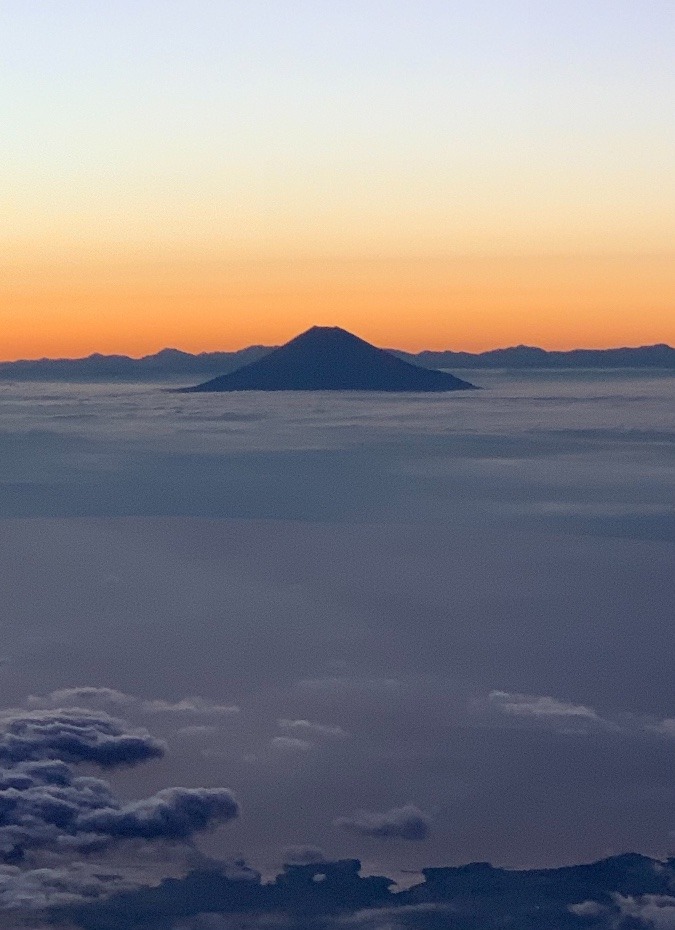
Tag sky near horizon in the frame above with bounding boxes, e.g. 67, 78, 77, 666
2, 0, 674, 359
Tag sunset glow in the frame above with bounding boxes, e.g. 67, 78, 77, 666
3, 250, 673, 359
2, 1, 673, 359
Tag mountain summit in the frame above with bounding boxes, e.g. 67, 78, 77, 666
181, 326, 476, 392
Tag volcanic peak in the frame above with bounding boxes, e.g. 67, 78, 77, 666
182, 325, 477, 393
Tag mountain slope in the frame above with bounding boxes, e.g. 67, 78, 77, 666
181, 326, 476, 392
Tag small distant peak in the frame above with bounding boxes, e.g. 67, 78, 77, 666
301, 325, 353, 336
151, 347, 191, 358
291, 325, 364, 346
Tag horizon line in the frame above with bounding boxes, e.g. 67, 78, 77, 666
2, 339, 674, 365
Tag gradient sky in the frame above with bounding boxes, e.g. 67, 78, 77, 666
2, 0, 674, 358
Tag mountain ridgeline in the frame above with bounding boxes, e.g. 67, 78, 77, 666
181, 326, 476, 392
1, 334, 672, 383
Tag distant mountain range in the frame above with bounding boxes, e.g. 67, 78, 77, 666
181, 326, 476, 392
409, 343, 675, 370
1, 340, 672, 382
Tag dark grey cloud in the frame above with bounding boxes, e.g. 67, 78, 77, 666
0, 757, 238, 862
52, 854, 675, 930
0, 709, 164, 768
77, 787, 238, 840
281, 846, 328, 865
0, 701, 240, 916
334, 805, 431, 842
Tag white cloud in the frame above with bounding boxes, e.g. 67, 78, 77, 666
26, 688, 239, 718
488, 690, 603, 722
278, 719, 348, 739
616, 894, 675, 928
488, 690, 675, 740
269, 736, 312, 752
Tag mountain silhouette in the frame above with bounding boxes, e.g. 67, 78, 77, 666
59, 852, 675, 930
181, 326, 477, 392
2, 342, 672, 383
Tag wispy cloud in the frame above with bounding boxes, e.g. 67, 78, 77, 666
488, 690, 675, 739
27, 687, 239, 718
278, 719, 348, 740
488, 690, 605, 723
270, 736, 312, 753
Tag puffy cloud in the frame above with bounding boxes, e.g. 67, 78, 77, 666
77, 787, 239, 840
0, 710, 164, 768
0, 756, 238, 864
0, 700, 239, 910
334, 805, 431, 842
568, 899, 606, 917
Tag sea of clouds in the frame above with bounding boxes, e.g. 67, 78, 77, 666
0, 369, 673, 927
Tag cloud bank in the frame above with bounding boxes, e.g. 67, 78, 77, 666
0, 701, 239, 920
53, 853, 675, 930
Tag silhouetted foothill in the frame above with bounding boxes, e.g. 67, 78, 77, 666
181, 326, 477, 392
55, 853, 675, 930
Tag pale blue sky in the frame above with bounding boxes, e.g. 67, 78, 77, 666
3, 0, 673, 252
2, 2, 673, 355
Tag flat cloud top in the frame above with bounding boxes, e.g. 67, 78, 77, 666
0, 370, 672, 927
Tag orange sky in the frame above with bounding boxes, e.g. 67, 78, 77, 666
3, 4, 674, 360
2, 250, 673, 360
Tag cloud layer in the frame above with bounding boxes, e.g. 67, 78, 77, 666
0, 369, 673, 926
0, 702, 239, 917
53, 853, 675, 930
